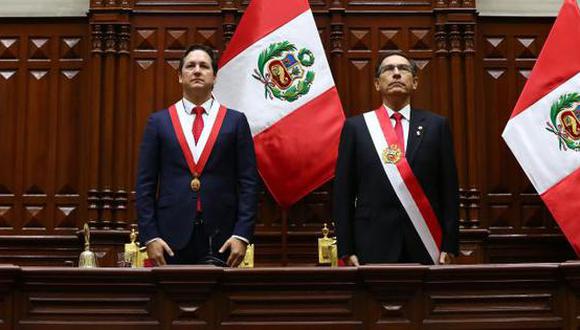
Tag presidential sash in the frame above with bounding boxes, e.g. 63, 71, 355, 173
168, 102, 227, 210
363, 106, 442, 264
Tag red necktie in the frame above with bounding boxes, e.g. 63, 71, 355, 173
192, 106, 205, 144
392, 112, 405, 154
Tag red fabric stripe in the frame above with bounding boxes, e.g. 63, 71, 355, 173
541, 166, 580, 257
169, 104, 196, 173
253, 87, 345, 208
169, 104, 227, 212
375, 107, 443, 248
219, 0, 310, 67
511, 0, 580, 118
168, 104, 227, 175
196, 105, 227, 173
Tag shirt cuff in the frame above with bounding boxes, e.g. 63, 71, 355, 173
231, 235, 249, 244
145, 237, 160, 246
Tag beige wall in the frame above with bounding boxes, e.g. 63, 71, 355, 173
0, 0, 88, 17
478, 0, 563, 16
0, 0, 573, 17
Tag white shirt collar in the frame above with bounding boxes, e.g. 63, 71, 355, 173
384, 104, 411, 121
181, 96, 215, 115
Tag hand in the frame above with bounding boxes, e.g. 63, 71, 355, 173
344, 254, 360, 266
219, 237, 247, 267
439, 251, 455, 265
146, 239, 174, 266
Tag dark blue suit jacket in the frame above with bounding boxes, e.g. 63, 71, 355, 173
136, 106, 258, 251
333, 109, 459, 264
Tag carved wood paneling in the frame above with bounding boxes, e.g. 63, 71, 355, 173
424, 265, 564, 328
0, 66, 18, 228
5, 264, 580, 328
0, 2, 575, 265
17, 268, 158, 328
343, 15, 436, 117
0, 20, 88, 238
477, 17, 563, 254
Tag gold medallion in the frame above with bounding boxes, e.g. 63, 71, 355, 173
382, 145, 402, 164
190, 177, 201, 191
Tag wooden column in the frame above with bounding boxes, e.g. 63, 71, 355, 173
112, 24, 130, 228
221, 0, 237, 47
434, 25, 449, 112
330, 0, 345, 108
88, 23, 103, 227
100, 23, 116, 227
449, 23, 467, 199
463, 23, 481, 228
88, 0, 133, 230
434, 0, 478, 229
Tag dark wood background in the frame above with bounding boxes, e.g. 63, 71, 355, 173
0, 0, 574, 266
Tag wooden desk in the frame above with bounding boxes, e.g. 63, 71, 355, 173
0, 263, 579, 329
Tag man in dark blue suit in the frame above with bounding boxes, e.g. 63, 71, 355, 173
136, 44, 258, 267
334, 51, 459, 266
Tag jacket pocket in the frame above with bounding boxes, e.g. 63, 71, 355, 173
157, 195, 177, 208
354, 207, 371, 221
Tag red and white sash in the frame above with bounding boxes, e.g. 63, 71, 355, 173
168, 102, 227, 210
363, 106, 442, 264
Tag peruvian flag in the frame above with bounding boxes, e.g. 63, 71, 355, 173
214, 0, 345, 207
502, 0, 580, 255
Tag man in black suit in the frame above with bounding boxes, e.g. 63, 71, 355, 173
333, 51, 459, 265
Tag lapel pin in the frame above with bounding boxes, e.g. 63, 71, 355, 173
416, 126, 423, 136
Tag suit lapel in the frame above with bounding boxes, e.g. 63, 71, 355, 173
406, 109, 427, 165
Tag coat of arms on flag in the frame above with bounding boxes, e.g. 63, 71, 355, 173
546, 92, 580, 151
252, 41, 315, 102
214, 0, 345, 207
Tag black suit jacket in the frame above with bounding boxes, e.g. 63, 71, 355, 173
333, 108, 459, 264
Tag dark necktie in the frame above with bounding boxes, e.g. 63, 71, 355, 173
192, 106, 205, 145
392, 112, 405, 154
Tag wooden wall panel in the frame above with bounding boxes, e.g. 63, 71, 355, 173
0, 66, 18, 231
0, 20, 88, 238
54, 69, 84, 230
0, 69, 18, 196
343, 15, 436, 117
476, 17, 573, 262
477, 19, 555, 232
0, 2, 576, 265
23, 69, 51, 197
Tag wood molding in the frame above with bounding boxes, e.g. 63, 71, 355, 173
0, 2, 569, 266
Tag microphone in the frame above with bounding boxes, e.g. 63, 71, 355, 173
202, 229, 227, 267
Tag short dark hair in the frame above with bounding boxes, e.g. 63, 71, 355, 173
375, 51, 418, 78
178, 44, 219, 75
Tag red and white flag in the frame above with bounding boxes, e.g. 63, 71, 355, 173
214, 0, 345, 208
502, 0, 580, 255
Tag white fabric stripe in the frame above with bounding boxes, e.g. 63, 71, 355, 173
363, 112, 440, 264
502, 71, 580, 194
174, 100, 220, 163
214, 9, 335, 136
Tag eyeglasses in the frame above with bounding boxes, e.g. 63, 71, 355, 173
379, 64, 414, 74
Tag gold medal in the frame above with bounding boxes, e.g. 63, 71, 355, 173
190, 177, 201, 191
382, 145, 402, 164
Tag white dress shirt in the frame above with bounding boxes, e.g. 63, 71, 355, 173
177, 97, 219, 163
384, 104, 411, 150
